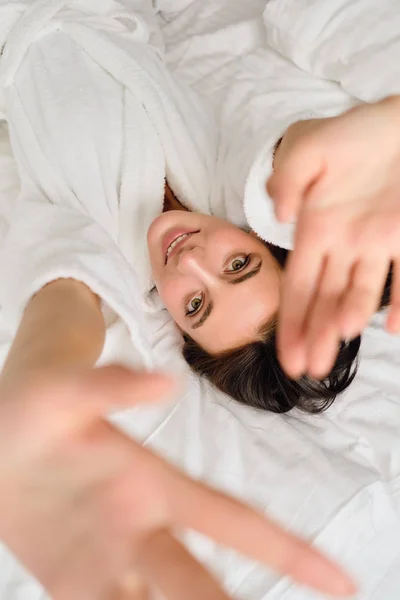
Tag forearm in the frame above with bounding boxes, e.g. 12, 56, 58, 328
1, 279, 105, 387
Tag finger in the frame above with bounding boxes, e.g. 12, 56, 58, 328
164, 471, 357, 598
115, 572, 150, 600
267, 138, 323, 223
78, 366, 181, 415
337, 257, 390, 340
278, 216, 328, 378
136, 529, 230, 600
34, 366, 181, 426
386, 261, 400, 333
307, 322, 342, 381
306, 255, 351, 379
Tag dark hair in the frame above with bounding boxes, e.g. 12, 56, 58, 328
183, 244, 393, 414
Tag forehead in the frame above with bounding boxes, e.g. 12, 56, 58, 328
189, 271, 280, 353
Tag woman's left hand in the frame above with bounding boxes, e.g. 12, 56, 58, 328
267, 96, 400, 379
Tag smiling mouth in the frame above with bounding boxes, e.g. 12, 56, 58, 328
165, 231, 200, 264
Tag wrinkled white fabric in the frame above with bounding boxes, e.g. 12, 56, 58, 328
0, 2, 400, 600
243, 0, 400, 246
262, 0, 400, 103
220, 0, 400, 249
0, 0, 217, 369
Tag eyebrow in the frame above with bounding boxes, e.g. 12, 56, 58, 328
228, 260, 262, 285
190, 260, 263, 330
191, 301, 214, 330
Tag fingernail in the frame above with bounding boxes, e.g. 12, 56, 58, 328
279, 348, 306, 377
309, 366, 330, 380
386, 311, 400, 334
277, 208, 294, 223
276, 211, 289, 223
340, 320, 360, 341
302, 558, 358, 598
326, 573, 358, 598
283, 361, 306, 380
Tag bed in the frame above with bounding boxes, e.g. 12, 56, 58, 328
0, 1, 400, 599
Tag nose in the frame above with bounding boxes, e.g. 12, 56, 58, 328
177, 246, 217, 285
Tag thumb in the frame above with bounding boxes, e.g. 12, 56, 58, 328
79, 365, 180, 415
41, 366, 180, 424
267, 141, 323, 223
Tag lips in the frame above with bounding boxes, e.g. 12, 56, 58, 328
162, 229, 199, 264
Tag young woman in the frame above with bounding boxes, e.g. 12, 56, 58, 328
146, 97, 399, 415
1, 1, 398, 420
0, 1, 398, 595
0, 2, 359, 598
4, 94, 397, 600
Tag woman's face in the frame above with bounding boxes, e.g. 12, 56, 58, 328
147, 212, 281, 353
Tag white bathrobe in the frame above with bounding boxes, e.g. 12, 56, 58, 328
0, 0, 220, 369
1, 0, 399, 371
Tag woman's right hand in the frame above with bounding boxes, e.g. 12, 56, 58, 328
0, 366, 356, 600
268, 97, 400, 379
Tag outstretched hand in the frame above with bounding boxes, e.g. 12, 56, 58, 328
268, 97, 400, 379
0, 366, 355, 599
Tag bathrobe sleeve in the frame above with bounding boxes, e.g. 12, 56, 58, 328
243, 0, 400, 246
211, 40, 356, 248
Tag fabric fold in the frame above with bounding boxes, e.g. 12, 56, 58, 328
0, 0, 217, 367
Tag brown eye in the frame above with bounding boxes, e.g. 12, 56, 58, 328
185, 293, 203, 316
226, 255, 251, 272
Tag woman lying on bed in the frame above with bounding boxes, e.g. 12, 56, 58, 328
6, 99, 397, 418
2, 94, 396, 600
3, 96, 397, 600
2, 3, 398, 422
147, 97, 399, 415
0, 2, 398, 596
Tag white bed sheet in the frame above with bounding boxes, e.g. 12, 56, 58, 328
0, 121, 19, 369
1, 2, 400, 599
